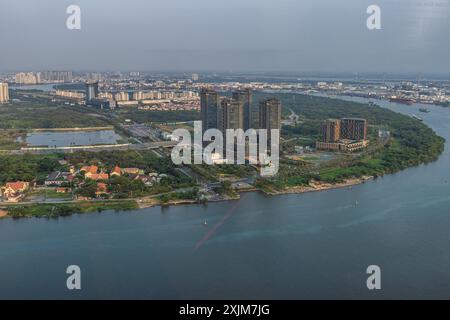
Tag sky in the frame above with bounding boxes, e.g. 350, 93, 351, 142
0, 0, 449, 74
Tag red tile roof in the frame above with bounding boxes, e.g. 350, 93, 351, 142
5, 181, 28, 192
81, 165, 98, 174
112, 166, 122, 175
89, 173, 109, 181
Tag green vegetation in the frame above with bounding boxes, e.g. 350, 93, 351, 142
0, 102, 110, 129
6, 200, 139, 218
254, 93, 445, 189
0, 153, 62, 184
116, 109, 200, 123
0, 99, 113, 150
28, 189, 73, 200
189, 163, 255, 182
0, 129, 27, 150
158, 187, 201, 204
213, 181, 238, 198
66, 150, 195, 189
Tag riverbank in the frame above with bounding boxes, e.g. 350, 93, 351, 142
264, 176, 374, 196
3, 200, 139, 218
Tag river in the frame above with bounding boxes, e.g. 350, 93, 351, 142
0, 97, 449, 299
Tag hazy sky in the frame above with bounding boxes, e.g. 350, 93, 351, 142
1, 0, 449, 73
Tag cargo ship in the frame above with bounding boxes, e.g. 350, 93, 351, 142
389, 96, 416, 105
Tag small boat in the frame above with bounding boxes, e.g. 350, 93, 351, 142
411, 114, 423, 121
419, 108, 430, 113
355, 200, 359, 207
204, 220, 208, 226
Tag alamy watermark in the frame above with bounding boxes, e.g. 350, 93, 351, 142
366, 265, 381, 290
66, 5, 81, 30
66, 265, 81, 290
367, 5, 381, 30
171, 121, 280, 177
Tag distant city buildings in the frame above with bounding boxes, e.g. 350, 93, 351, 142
88, 98, 117, 110
0, 83, 9, 103
55, 90, 85, 100
316, 118, 369, 152
14, 72, 40, 84
40, 71, 73, 83
192, 73, 199, 81
114, 92, 130, 102
85, 81, 99, 101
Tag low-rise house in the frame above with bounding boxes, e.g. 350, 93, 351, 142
95, 183, 109, 197
134, 174, 154, 186
111, 166, 122, 177
122, 168, 144, 175
1, 181, 30, 203
88, 172, 109, 181
45, 171, 71, 186
81, 165, 99, 178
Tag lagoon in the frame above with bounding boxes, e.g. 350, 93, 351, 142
24, 130, 121, 147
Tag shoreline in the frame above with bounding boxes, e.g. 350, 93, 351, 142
265, 176, 374, 196
134, 176, 373, 211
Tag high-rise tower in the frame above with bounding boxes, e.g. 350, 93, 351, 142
0, 83, 9, 103
85, 81, 99, 101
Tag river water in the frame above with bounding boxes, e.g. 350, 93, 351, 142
0, 97, 449, 299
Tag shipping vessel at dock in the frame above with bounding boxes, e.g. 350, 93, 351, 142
389, 96, 416, 105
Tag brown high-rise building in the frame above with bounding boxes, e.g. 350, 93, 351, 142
200, 88, 220, 133
321, 119, 341, 143
340, 118, 367, 141
259, 98, 282, 145
232, 88, 255, 131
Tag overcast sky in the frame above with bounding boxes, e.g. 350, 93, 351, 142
1, 0, 449, 74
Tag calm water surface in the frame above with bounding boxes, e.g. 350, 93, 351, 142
1, 98, 450, 299
25, 130, 121, 147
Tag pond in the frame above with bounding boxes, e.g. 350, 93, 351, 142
24, 130, 122, 147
